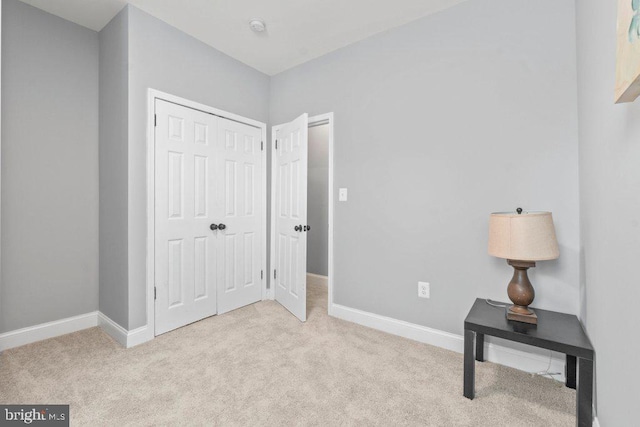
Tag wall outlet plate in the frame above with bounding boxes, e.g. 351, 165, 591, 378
418, 282, 430, 298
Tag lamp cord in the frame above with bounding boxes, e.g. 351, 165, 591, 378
485, 299, 509, 308
484, 299, 562, 379
532, 351, 562, 380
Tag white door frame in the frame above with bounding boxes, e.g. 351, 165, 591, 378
269, 113, 335, 315
0, 1, 3, 324
146, 89, 268, 340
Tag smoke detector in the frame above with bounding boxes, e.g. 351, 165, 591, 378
249, 19, 266, 33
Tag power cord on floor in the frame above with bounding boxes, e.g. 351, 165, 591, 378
532, 351, 562, 380
484, 300, 562, 380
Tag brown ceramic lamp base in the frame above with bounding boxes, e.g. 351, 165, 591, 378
506, 260, 537, 325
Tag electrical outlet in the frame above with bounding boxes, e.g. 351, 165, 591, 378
339, 188, 348, 201
418, 282, 430, 299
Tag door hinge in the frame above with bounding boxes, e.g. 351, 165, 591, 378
154, 286, 157, 300
274, 270, 277, 279
261, 141, 264, 151
154, 114, 157, 127
261, 270, 264, 280
275, 140, 278, 150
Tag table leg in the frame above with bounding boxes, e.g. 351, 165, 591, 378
566, 354, 576, 389
577, 358, 593, 427
464, 329, 475, 399
475, 333, 485, 362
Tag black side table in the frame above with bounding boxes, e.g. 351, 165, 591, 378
463, 298, 594, 427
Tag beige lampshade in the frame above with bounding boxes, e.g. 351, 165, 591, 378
488, 211, 560, 261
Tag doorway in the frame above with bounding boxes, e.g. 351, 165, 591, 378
270, 113, 334, 322
306, 120, 331, 319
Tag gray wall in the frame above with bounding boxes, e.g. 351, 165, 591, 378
270, 0, 580, 335
99, 8, 129, 329
126, 6, 271, 329
1, 0, 99, 332
307, 124, 329, 276
576, 0, 640, 424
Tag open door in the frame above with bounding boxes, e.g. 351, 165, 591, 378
273, 114, 309, 321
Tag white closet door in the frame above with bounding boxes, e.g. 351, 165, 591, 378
273, 114, 308, 322
155, 99, 218, 335
216, 117, 264, 314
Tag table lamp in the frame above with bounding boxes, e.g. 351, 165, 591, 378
487, 208, 559, 324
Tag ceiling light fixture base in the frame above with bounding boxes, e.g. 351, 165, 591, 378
249, 19, 266, 33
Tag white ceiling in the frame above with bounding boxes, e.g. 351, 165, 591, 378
20, 0, 466, 75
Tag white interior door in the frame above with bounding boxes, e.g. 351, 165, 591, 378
273, 114, 309, 321
155, 99, 218, 335
216, 117, 264, 314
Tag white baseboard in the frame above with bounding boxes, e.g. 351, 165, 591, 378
97, 312, 128, 347
0, 311, 98, 351
0, 311, 152, 352
331, 303, 566, 382
97, 312, 152, 348
306, 273, 328, 286
126, 325, 153, 348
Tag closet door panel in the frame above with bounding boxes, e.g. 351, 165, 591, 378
155, 100, 218, 335
216, 118, 263, 314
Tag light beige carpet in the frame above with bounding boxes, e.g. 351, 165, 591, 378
0, 283, 576, 426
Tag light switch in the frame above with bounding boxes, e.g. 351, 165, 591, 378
339, 188, 348, 202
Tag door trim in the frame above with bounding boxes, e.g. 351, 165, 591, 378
269, 113, 335, 315
0, 1, 3, 325
146, 89, 268, 340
